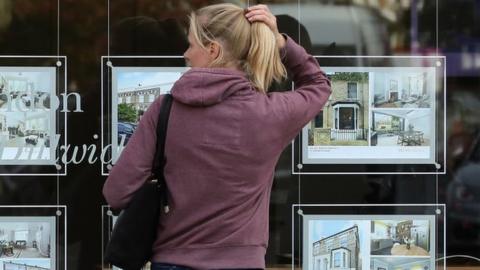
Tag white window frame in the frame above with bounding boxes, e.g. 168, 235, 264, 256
332, 248, 350, 268
333, 250, 342, 267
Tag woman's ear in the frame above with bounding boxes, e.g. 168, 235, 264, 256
208, 41, 221, 61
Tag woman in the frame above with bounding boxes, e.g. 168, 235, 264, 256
103, 3, 331, 270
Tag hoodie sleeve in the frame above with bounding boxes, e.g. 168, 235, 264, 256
102, 96, 164, 210
268, 35, 332, 145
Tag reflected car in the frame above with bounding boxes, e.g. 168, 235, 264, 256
25, 135, 39, 145
118, 122, 135, 145
269, 4, 389, 55
447, 131, 480, 246
128, 123, 137, 130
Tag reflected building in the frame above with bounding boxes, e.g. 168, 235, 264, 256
312, 225, 361, 270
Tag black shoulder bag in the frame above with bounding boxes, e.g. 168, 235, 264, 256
105, 94, 173, 270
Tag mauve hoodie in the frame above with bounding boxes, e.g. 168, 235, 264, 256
103, 35, 331, 269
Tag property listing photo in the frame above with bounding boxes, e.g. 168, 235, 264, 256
370, 110, 430, 147
370, 220, 430, 256
0, 71, 53, 112
0, 112, 50, 150
370, 257, 431, 270
307, 219, 368, 270
308, 72, 369, 146
0, 69, 54, 162
113, 68, 186, 146
372, 70, 433, 109
0, 222, 51, 259
1, 259, 50, 270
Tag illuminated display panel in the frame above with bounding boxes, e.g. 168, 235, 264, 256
0, 217, 56, 270
0, 67, 56, 165
110, 67, 188, 160
303, 66, 436, 164
293, 205, 445, 270
101, 56, 187, 175
304, 216, 434, 270
293, 56, 445, 174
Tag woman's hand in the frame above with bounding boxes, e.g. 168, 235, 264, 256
245, 4, 286, 48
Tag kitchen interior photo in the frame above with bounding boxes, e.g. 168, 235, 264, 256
370, 220, 430, 256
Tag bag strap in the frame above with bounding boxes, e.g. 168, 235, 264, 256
152, 94, 173, 213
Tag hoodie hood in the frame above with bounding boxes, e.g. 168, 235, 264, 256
171, 67, 254, 106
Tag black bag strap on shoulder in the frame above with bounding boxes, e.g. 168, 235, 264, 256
105, 94, 174, 270
152, 94, 173, 213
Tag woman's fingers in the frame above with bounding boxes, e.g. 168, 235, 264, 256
247, 14, 271, 23
247, 4, 269, 12
245, 5, 278, 32
245, 4, 284, 48
246, 5, 272, 18
245, 9, 274, 20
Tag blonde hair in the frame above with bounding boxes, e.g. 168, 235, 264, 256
189, 3, 287, 93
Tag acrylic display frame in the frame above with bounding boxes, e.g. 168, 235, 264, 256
292, 56, 446, 174
100, 56, 188, 176
0, 56, 67, 176
292, 204, 446, 270
0, 205, 67, 270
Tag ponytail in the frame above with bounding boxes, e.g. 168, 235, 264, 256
190, 4, 287, 93
246, 23, 287, 93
